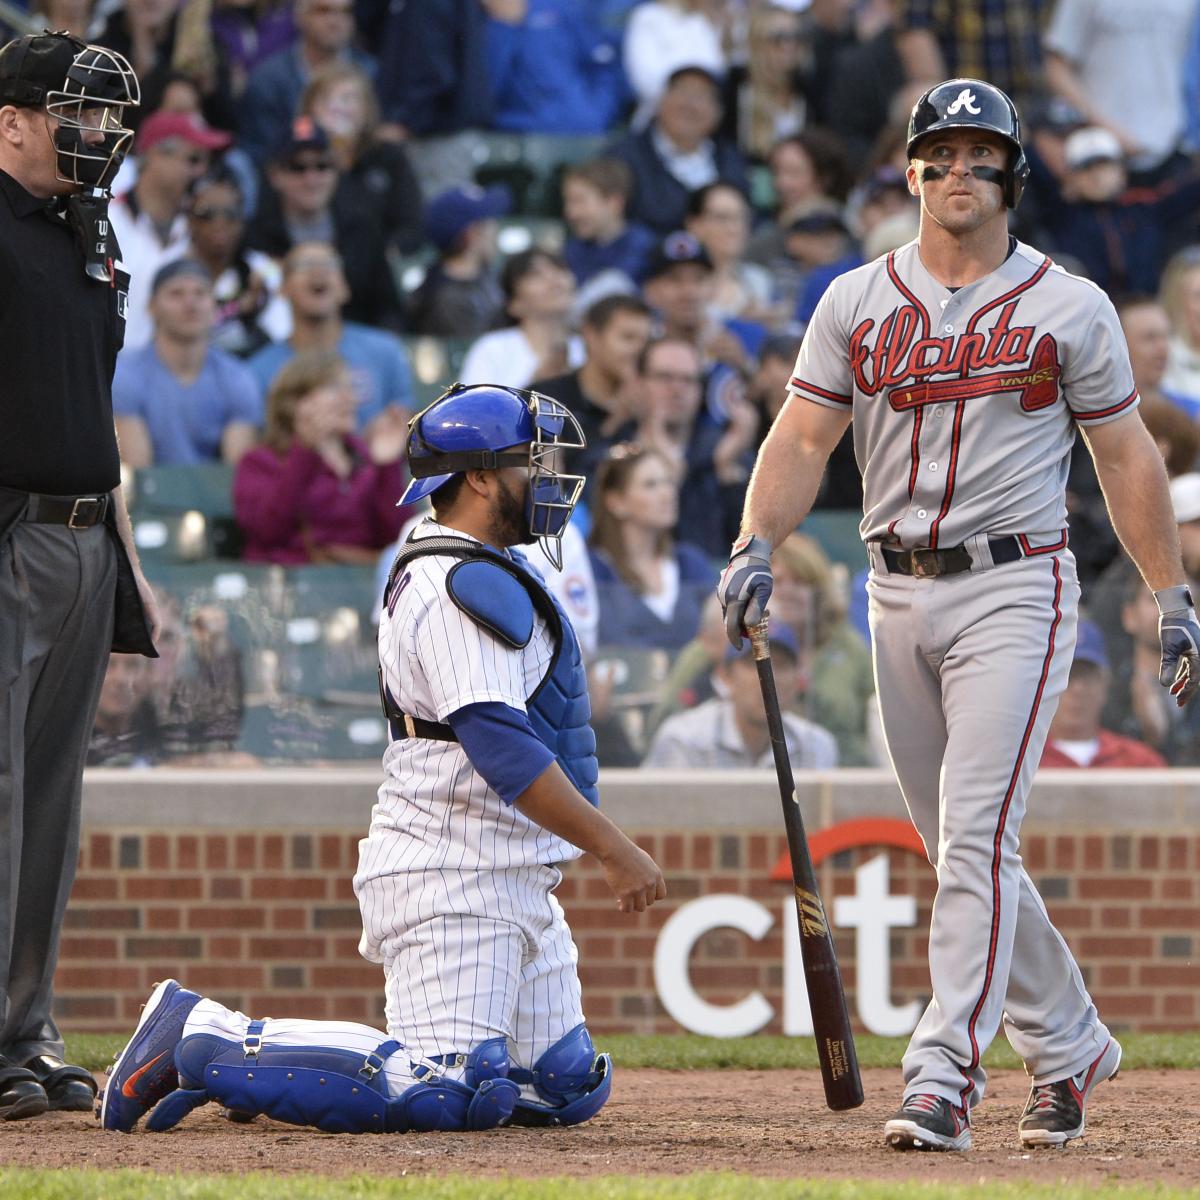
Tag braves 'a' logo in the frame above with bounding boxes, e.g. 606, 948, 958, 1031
848, 300, 1061, 412
946, 88, 981, 116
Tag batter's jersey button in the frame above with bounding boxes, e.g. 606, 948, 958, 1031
943, 324, 954, 333
929, 462, 939, 472
917, 509, 928, 518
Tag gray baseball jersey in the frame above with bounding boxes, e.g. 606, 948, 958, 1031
789, 239, 1137, 549
788, 238, 1125, 1114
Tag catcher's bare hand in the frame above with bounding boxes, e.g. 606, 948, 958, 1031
599, 839, 666, 913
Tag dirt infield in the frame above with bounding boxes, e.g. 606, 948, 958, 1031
6, 1068, 1195, 1187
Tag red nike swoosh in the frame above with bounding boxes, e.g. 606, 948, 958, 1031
121, 1052, 168, 1098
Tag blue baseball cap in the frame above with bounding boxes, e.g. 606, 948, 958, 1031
424, 184, 511, 251
1073, 620, 1109, 670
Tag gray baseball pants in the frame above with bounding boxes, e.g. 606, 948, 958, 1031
868, 548, 1111, 1108
0, 521, 115, 1061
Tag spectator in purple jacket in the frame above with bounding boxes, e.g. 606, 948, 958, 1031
210, 0, 297, 95
233, 351, 409, 564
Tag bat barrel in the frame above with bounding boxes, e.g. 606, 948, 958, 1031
748, 618, 864, 1111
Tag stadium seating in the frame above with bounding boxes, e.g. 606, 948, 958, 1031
801, 511, 868, 573
591, 645, 672, 753
402, 336, 476, 405
472, 132, 609, 217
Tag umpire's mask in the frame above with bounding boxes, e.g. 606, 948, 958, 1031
0, 31, 139, 190
402, 383, 586, 571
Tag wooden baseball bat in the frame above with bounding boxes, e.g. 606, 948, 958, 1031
749, 619, 864, 1111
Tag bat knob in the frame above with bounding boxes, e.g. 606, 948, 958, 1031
748, 619, 771, 661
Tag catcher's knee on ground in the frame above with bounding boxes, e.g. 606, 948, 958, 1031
155, 1027, 519, 1133
508, 1023, 612, 1127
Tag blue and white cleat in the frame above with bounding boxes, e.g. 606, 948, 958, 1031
99, 979, 202, 1132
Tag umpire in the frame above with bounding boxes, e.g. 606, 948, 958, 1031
0, 31, 156, 1119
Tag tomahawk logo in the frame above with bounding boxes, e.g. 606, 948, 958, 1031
654, 818, 929, 1038
946, 88, 981, 116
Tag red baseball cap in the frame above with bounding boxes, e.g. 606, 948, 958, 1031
137, 110, 232, 156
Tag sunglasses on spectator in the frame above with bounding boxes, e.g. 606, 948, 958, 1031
285, 158, 336, 174
191, 205, 242, 222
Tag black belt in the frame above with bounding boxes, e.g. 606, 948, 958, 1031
391, 711, 458, 743
880, 535, 1024, 578
23, 493, 109, 530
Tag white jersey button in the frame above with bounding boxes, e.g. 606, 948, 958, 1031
917, 509, 928, 518
936, 408, 946, 418
929, 462, 939, 472
944, 324, 954, 333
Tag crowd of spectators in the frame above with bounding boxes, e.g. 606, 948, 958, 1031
38, 0, 1200, 769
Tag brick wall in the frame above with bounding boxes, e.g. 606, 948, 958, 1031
60, 824, 1200, 1035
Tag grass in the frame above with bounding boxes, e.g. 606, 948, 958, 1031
0, 1175, 1195, 1200
66, 1031, 1200, 1075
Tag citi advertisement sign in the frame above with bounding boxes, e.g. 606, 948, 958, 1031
654, 819, 928, 1038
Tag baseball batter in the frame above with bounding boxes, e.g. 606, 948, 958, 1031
721, 80, 1200, 1151
101, 384, 665, 1136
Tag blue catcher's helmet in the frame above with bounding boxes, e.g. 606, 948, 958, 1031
400, 383, 586, 569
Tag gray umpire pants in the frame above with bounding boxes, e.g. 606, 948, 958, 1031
0, 520, 115, 1062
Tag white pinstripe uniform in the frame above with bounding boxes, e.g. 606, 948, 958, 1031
178, 519, 589, 1099
790, 239, 1130, 1108
356, 517, 587, 1087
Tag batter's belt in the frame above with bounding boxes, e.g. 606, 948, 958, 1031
877, 531, 1066, 578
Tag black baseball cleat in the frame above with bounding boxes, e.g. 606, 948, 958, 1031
884, 1092, 972, 1151
1018, 1038, 1122, 1149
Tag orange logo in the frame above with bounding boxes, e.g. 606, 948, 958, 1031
770, 817, 926, 880
121, 1052, 167, 1098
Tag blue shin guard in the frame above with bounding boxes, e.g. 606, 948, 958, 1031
509, 1024, 612, 1127
162, 1031, 519, 1134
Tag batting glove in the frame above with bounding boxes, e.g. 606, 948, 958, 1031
719, 533, 774, 648
1155, 584, 1200, 707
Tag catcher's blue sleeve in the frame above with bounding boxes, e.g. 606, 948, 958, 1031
447, 701, 555, 805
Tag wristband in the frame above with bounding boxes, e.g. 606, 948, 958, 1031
728, 533, 773, 562
1154, 584, 1194, 615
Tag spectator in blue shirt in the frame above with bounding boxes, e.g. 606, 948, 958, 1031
562, 157, 656, 291
483, 0, 628, 134
113, 261, 261, 468
787, 209, 863, 327
237, 0, 376, 164
247, 242, 414, 433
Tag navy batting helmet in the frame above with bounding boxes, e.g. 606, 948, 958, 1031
906, 78, 1028, 208
400, 383, 586, 570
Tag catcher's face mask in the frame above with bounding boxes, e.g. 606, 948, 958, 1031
46, 41, 140, 190
523, 391, 585, 570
